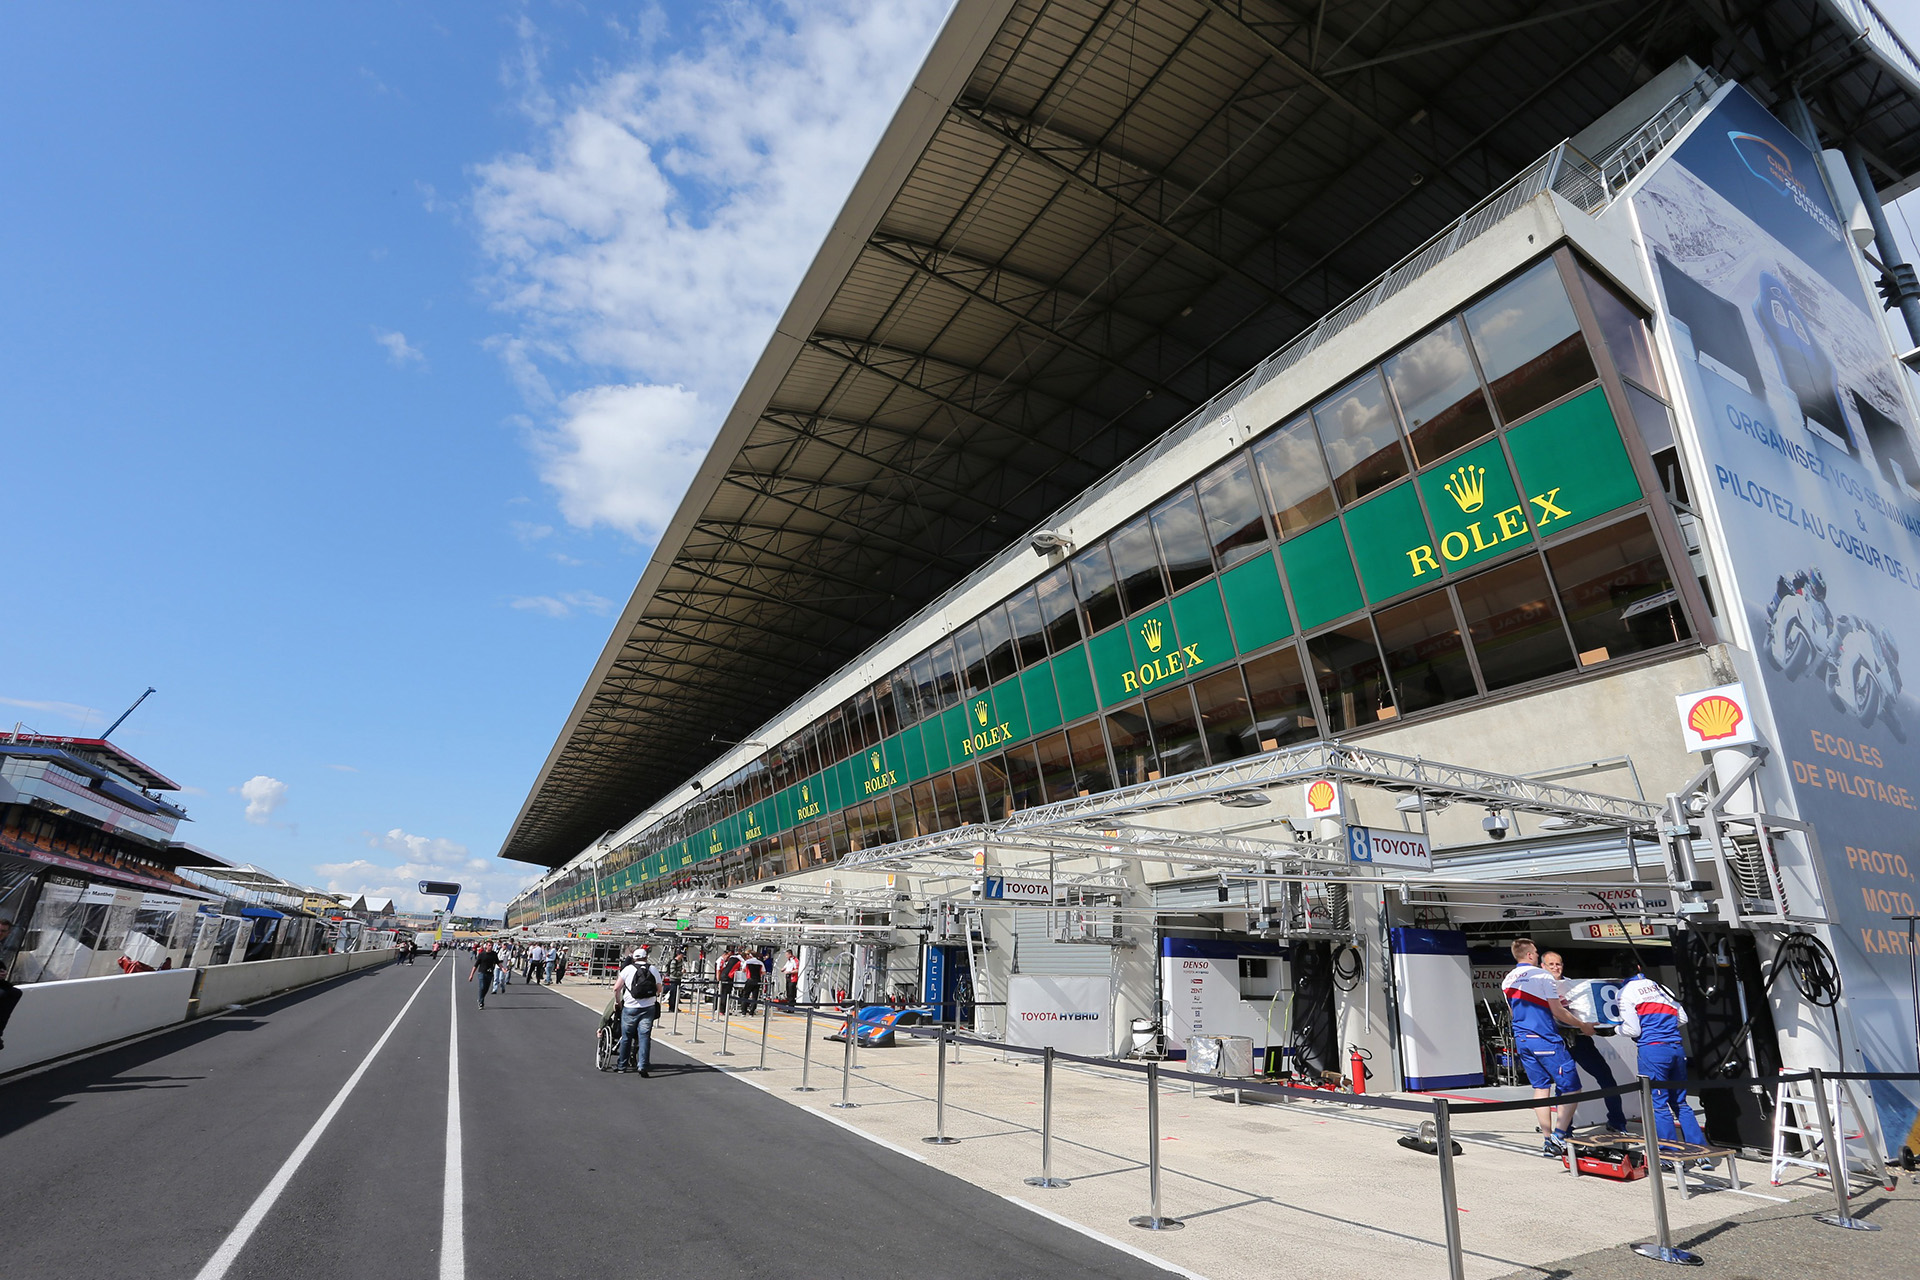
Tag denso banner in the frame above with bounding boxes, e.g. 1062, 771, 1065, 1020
1005, 974, 1112, 1056
1631, 83, 1920, 1152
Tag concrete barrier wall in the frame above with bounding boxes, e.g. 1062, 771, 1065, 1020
192, 947, 398, 1013
0, 968, 198, 1075
0, 948, 402, 1075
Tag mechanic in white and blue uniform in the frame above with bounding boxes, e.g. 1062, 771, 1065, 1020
1502, 937, 1596, 1158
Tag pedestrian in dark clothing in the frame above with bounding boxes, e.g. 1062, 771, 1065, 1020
469, 945, 499, 1008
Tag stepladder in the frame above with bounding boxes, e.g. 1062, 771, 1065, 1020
1770, 1071, 1890, 1188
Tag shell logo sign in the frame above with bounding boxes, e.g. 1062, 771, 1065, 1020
1304, 778, 1341, 817
1674, 682, 1759, 752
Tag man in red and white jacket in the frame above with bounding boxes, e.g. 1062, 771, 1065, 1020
1618, 968, 1708, 1151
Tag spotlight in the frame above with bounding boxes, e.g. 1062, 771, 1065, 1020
1218, 789, 1271, 809
1482, 810, 1511, 840
1394, 793, 1449, 813
1030, 529, 1076, 555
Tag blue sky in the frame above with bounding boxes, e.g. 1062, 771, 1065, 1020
1, 2, 949, 913
8, 3, 1920, 916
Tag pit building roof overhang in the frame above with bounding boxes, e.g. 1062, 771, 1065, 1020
501, 0, 1920, 869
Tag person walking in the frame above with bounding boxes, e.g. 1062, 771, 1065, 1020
493, 944, 510, 995
525, 942, 545, 985
613, 946, 663, 1076
1540, 950, 1629, 1133
715, 948, 737, 1017
469, 944, 499, 1009
1617, 963, 1713, 1166
782, 949, 800, 1007
664, 948, 686, 1012
736, 947, 763, 1016
1501, 937, 1595, 1159
549, 946, 565, 984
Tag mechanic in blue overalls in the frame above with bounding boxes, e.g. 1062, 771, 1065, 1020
1618, 966, 1712, 1167
1502, 937, 1597, 1159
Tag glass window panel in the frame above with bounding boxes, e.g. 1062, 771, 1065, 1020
937, 768, 984, 826
1196, 452, 1270, 570
1143, 687, 1206, 778
1008, 585, 1049, 668
1108, 515, 1168, 615
1544, 515, 1691, 665
1465, 260, 1597, 423
979, 605, 1019, 683
891, 666, 919, 729
1373, 591, 1477, 716
977, 753, 1011, 821
1104, 703, 1153, 788
929, 641, 961, 710
1455, 556, 1578, 689
892, 792, 922, 840
912, 780, 945, 835
1071, 543, 1124, 634
1037, 566, 1081, 652
1033, 731, 1077, 803
1384, 318, 1497, 466
1624, 382, 1675, 454
910, 654, 939, 720
1313, 370, 1409, 505
1253, 415, 1338, 537
824, 706, 851, 765
1306, 619, 1395, 732
1192, 668, 1256, 765
853, 691, 880, 751
1150, 488, 1213, 591
1003, 744, 1044, 813
1580, 265, 1664, 394
870, 796, 898, 847
874, 677, 901, 737
1066, 720, 1113, 796
956, 622, 990, 696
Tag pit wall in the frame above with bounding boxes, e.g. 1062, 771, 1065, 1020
0, 948, 398, 1076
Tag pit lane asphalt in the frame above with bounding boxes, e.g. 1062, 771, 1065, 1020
0, 958, 1178, 1280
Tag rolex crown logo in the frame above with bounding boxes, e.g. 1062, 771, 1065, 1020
870, 751, 881, 772
975, 700, 990, 726
802, 786, 809, 801
1140, 616, 1164, 653
1443, 464, 1486, 513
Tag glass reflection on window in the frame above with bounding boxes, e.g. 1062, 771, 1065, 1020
1465, 260, 1597, 423
1373, 591, 1476, 715
1151, 489, 1213, 592
1580, 266, 1664, 394
1192, 668, 1256, 763
1071, 544, 1124, 634
1384, 318, 1497, 466
1252, 416, 1337, 536
979, 604, 1019, 683
1196, 453, 1270, 569
1108, 514, 1168, 614
1455, 556, 1577, 689
1145, 687, 1206, 778
1312, 370, 1409, 504
1038, 566, 1082, 652
1104, 703, 1153, 787
1008, 585, 1050, 668
1306, 620, 1395, 731
1544, 515, 1690, 665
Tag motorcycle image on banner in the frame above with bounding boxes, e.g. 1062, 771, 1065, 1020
1629, 82, 1920, 1156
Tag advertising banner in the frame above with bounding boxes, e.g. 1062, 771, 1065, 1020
1631, 84, 1920, 1150
1005, 974, 1111, 1056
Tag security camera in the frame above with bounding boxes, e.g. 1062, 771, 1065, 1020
1482, 810, 1511, 840
1030, 529, 1076, 556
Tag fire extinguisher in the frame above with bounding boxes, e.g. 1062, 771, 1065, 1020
1349, 1046, 1373, 1094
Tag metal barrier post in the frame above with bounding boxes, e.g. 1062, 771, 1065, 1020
1629, 1076, 1703, 1265
749, 993, 772, 1071
794, 1008, 818, 1092
671, 982, 681, 1036
1024, 1045, 1069, 1187
924, 1029, 959, 1145
1434, 1099, 1465, 1280
1129, 1062, 1183, 1230
716, 995, 735, 1057
691, 981, 702, 1044
831, 1009, 858, 1109
1811, 1067, 1879, 1231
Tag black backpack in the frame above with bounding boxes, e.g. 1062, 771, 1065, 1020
625, 964, 658, 1002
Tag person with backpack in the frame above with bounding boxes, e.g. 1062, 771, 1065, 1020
614, 946, 663, 1076
468, 944, 499, 1009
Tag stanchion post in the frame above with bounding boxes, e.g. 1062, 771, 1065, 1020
924, 1028, 959, 1145
691, 981, 702, 1044
671, 981, 681, 1036
1434, 1099, 1465, 1280
1024, 1045, 1068, 1187
750, 992, 771, 1071
1629, 1076, 1703, 1265
1811, 1067, 1880, 1231
1129, 1062, 1183, 1231
831, 1008, 858, 1109
794, 1007, 818, 1092
716, 995, 735, 1057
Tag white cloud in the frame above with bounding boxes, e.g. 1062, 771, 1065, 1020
238, 775, 289, 824
0, 695, 102, 730
373, 328, 425, 366
472, 2, 948, 543
316, 829, 541, 915
510, 590, 614, 618
325, 764, 359, 773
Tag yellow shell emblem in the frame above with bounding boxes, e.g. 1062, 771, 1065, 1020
1687, 694, 1744, 741
1442, 464, 1486, 513
1306, 779, 1337, 813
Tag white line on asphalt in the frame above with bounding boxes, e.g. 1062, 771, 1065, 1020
190, 958, 443, 1280
440, 960, 465, 1280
